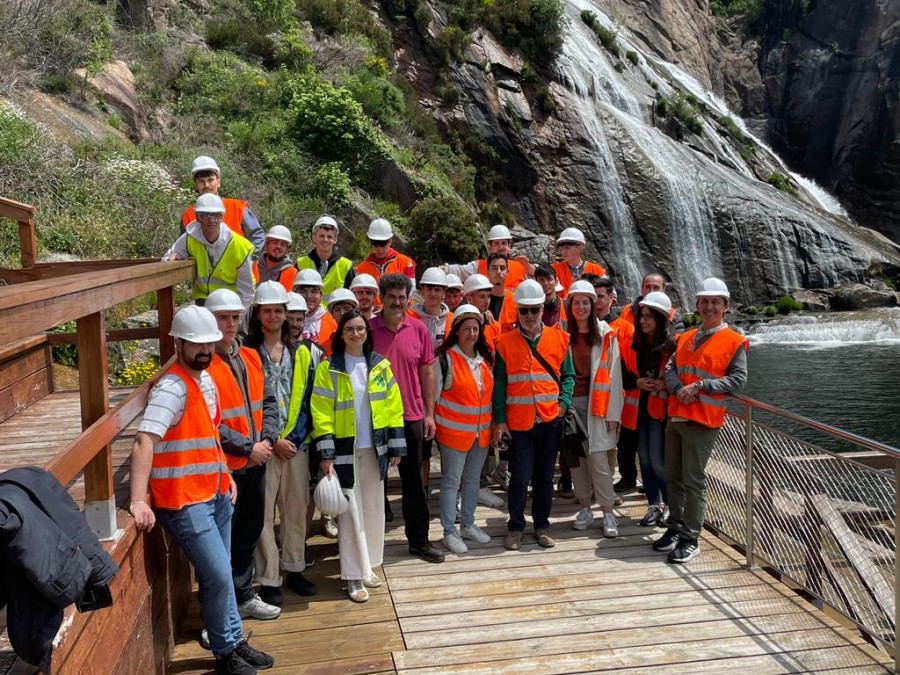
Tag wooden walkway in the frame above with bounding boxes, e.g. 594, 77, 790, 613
168, 482, 893, 674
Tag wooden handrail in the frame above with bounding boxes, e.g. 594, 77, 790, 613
0, 258, 163, 284
47, 326, 160, 345
45, 356, 175, 486
0, 196, 35, 221
0, 196, 36, 268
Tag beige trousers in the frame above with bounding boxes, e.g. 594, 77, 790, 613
570, 396, 616, 510
254, 449, 310, 587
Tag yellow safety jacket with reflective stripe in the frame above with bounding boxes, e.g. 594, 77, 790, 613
435, 350, 494, 452
310, 352, 406, 488
296, 255, 353, 296
668, 327, 748, 428
186, 232, 254, 301
282, 344, 313, 440
149, 363, 229, 510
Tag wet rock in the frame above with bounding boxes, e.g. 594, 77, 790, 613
829, 283, 899, 311
791, 288, 833, 311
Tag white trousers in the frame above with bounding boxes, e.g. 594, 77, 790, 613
338, 446, 385, 580
254, 450, 310, 587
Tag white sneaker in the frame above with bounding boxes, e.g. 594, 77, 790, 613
477, 487, 505, 507
442, 530, 468, 554
237, 593, 281, 620
603, 512, 619, 538
572, 507, 594, 531
347, 579, 369, 603
323, 514, 338, 538
460, 524, 491, 544
363, 573, 383, 588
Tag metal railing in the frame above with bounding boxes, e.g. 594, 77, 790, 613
705, 394, 899, 668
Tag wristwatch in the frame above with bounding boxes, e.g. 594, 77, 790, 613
693, 381, 704, 393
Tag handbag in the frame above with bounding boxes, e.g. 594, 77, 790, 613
525, 341, 589, 468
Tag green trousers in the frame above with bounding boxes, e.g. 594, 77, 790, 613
664, 420, 722, 541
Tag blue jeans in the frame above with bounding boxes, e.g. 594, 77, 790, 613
636, 409, 667, 504
439, 442, 489, 534
508, 418, 562, 532
156, 492, 242, 657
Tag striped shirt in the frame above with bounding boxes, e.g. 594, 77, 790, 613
137, 371, 218, 438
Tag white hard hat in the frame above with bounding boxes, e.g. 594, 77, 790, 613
420, 267, 448, 287
445, 273, 464, 290
555, 282, 564, 293
287, 292, 308, 313
350, 273, 379, 291
487, 225, 512, 241
327, 288, 359, 308
367, 218, 393, 240
463, 274, 493, 295
640, 291, 674, 318
294, 268, 324, 288
194, 193, 225, 215
557, 227, 586, 245
314, 473, 349, 516
266, 225, 292, 244
169, 305, 222, 343
695, 277, 730, 300
205, 289, 244, 313
567, 280, 596, 299
451, 303, 484, 327
513, 279, 546, 306
254, 280, 290, 305
191, 155, 221, 176
313, 215, 339, 234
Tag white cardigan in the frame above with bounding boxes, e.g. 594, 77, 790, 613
580, 320, 624, 453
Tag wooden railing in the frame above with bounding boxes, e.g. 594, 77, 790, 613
0, 196, 36, 269
0, 259, 194, 537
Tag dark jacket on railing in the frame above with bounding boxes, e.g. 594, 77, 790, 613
0, 467, 118, 672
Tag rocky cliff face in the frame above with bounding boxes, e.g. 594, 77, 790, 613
387, 0, 900, 305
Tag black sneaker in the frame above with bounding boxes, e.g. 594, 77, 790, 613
409, 543, 445, 563
257, 584, 282, 607
286, 571, 318, 596
304, 549, 315, 569
556, 477, 574, 498
215, 650, 256, 675
668, 539, 700, 564
235, 637, 274, 670
638, 504, 663, 527
613, 479, 636, 493
652, 528, 680, 552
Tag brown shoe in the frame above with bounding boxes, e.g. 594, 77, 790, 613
535, 529, 556, 548
504, 531, 523, 551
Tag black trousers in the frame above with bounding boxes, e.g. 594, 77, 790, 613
231, 464, 266, 603
617, 427, 638, 484
398, 419, 430, 548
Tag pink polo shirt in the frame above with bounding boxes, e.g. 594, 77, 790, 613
370, 313, 435, 421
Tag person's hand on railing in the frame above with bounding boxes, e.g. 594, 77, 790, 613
129, 501, 156, 532
247, 439, 273, 466
273, 438, 297, 460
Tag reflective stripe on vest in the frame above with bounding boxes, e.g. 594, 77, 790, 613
252, 261, 297, 293
186, 233, 254, 300
668, 327, 748, 428
150, 363, 228, 509
207, 348, 265, 470
589, 331, 615, 418
297, 256, 353, 296
435, 350, 494, 452
496, 327, 569, 431
283, 344, 313, 439
553, 260, 606, 298
182, 198, 248, 235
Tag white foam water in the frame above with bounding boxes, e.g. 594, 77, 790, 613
748, 309, 900, 346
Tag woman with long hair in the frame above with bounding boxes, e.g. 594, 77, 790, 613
565, 281, 624, 537
622, 291, 676, 527
311, 310, 405, 602
434, 304, 495, 554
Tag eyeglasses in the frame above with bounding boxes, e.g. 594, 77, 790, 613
638, 312, 656, 321
518, 306, 542, 316
343, 326, 367, 335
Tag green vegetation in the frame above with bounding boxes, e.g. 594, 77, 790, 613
626, 51, 639, 66
681, 312, 700, 327
580, 11, 620, 58
775, 295, 803, 314
404, 195, 480, 270
708, 0, 763, 35
655, 97, 669, 117
670, 93, 703, 134
767, 173, 797, 195
763, 305, 778, 317
536, 86, 556, 115
743, 305, 761, 315
614, 62, 624, 73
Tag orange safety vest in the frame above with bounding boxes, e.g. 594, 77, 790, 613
356, 250, 415, 281
619, 333, 670, 428
553, 261, 606, 298
589, 331, 616, 417
149, 363, 229, 509
609, 315, 634, 343
477, 258, 527, 290
443, 314, 501, 354
207, 348, 265, 471
496, 327, 569, 431
495, 290, 518, 334
252, 260, 297, 293
435, 350, 494, 452
181, 198, 248, 236
668, 327, 748, 428
319, 312, 337, 355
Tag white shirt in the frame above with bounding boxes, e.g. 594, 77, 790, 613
137, 371, 218, 438
346, 354, 373, 449
434, 345, 485, 401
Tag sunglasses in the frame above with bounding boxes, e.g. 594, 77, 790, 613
369, 239, 389, 247
517, 306, 542, 316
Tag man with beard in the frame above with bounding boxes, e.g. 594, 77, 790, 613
253, 226, 297, 292
296, 216, 356, 296
370, 274, 445, 563
129, 306, 274, 674
350, 273, 379, 320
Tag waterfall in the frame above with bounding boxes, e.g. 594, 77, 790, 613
748, 309, 900, 346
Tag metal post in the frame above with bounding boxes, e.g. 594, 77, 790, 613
894, 458, 899, 672
744, 404, 757, 569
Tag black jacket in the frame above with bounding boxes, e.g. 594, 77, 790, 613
0, 467, 118, 670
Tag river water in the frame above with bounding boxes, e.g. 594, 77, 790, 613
742, 308, 900, 448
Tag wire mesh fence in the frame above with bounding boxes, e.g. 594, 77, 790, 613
705, 397, 898, 651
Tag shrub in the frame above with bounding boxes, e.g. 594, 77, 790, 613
536, 86, 555, 114
670, 92, 703, 134
51, 321, 78, 367
273, 27, 314, 71
116, 354, 159, 385
314, 162, 352, 209
482, 0, 565, 66
340, 69, 406, 128
614, 62, 624, 73
581, 11, 620, 57
744, 305, 760, 315
405, 195, 480, 269
767, 172, 797, 195
763, 305, 778, 317
714, 115, 747, 144
626, 50, 639, 66
433, 25, 469, 64
655, 97, 668, 117
681, 312, 700, 327
296, 0, 392, 60
775, 295, 802, 314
